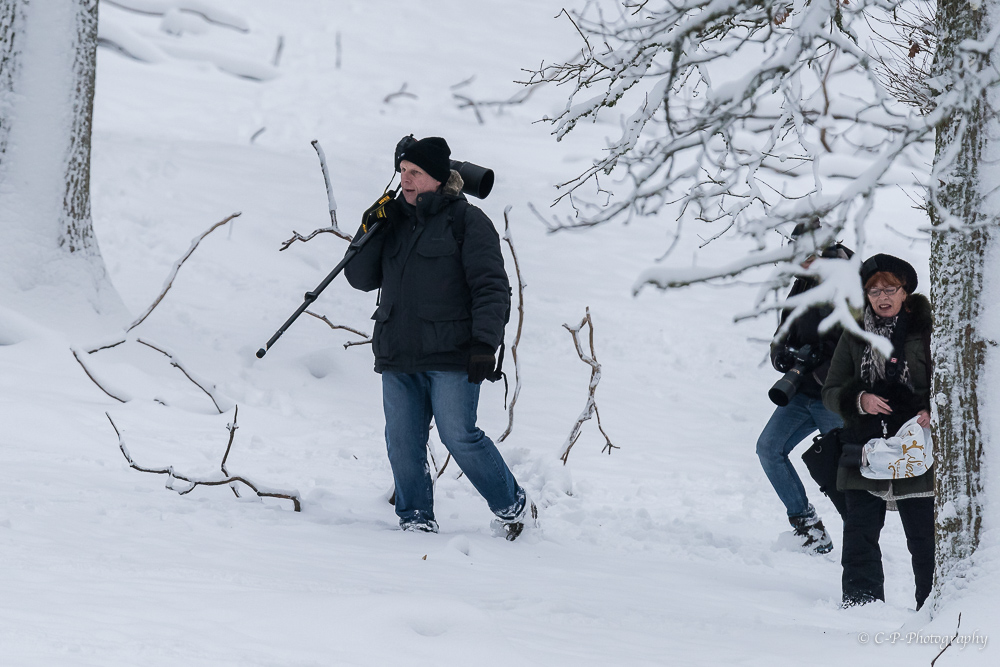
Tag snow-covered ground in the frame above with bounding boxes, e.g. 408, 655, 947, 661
1, 1, 996, 665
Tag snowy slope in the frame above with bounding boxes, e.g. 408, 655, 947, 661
1, 1, 996, 665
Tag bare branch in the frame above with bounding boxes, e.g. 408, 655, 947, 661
279, 140, 353, 249
127, 212, 241, 332
930, 613, 962, 667
71, 348, 128, 403
107, 410, 302, 512
384, 83, 417, 104
304, 311, 372, 348
559, 307, 617, 464
136, 338, 226, 414
499, 207, 527, 442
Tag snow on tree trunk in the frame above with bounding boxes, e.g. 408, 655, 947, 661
0, 0, 122, 329
929, 0, 996, 600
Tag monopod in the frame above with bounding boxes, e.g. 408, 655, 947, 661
255, 194, 393, 359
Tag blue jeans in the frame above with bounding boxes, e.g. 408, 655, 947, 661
756, 392, 843, 517
382, 370, 523, 528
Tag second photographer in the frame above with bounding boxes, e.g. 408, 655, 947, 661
756, 228, 852, 554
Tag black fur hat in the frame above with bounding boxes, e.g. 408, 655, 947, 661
398, 136, 451, 184
860, 253, 918, 293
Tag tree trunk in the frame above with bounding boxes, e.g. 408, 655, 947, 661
929, 0, 996, 602
0, 0, 120, 326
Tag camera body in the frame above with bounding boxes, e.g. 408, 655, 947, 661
394, 135, 494, 199
768, 344, 825, 407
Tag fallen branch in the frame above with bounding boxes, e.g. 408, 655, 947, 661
279, 140, 352, 250
305, 311, 372, 348
136, 338, 226, 413
127, 212, 241, 332
560, 307, 617, 464
102, 0, 250, 33
499, 206, 526, 443
71, 348, 128, 403
930, 613, 962, 667
108, 409, 301, 512
384, 83, 417, 104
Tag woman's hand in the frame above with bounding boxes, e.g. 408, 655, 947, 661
860, 392, 892, 415
916, 410, 931, 429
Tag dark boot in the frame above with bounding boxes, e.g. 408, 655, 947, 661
789, 505, 834, 554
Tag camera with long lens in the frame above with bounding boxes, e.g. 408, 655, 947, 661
768, 344, 825, 407
394, 134, 495, 199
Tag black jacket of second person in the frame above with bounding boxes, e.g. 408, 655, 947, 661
769, 277, 843, 399
344, 171, 510, 374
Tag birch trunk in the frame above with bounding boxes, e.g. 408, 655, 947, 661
929, 0, 996, 600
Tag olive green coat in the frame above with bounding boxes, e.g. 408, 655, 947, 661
822, 294, 934, 496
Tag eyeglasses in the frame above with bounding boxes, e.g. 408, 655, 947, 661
866, 286, 901, 298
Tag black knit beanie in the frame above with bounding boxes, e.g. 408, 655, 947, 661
860, 253, 918, 293
398, 136, 451, 184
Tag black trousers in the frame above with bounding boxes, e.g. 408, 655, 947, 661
841, 490, 934, 609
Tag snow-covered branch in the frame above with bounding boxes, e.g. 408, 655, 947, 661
560, 307, 617, 464
107, 408, 302, 512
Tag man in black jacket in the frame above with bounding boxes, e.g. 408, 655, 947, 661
345, 136, 532, 539
756, 226, 852, 553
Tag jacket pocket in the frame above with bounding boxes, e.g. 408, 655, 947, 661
417, 303, 470, 354
371, 303, 392, 357
416, 235, 458, 258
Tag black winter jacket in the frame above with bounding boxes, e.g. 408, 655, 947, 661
344, 171, 510, 374
770, 277, 843, 399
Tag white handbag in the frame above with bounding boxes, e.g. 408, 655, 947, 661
860, 415, 933, 480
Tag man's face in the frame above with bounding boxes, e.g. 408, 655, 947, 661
400, 160, 441, 205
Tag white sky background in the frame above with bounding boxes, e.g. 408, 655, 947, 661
1, 1, 997, 664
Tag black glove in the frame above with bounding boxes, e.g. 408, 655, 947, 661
467, 342, 496, 385
772, 347, 795, 373
361, 193, 402, 232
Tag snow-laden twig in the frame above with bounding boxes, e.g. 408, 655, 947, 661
107, 409, 302, 512
126, 212, 241, 332
498, 207, 526, 443
279, 140, 352, 249
560, 308, 616, 464
304, 311, 371, 348
71, 348, 128, 403
136, 338, 228, 413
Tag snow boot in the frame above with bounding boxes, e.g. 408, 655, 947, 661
492, 496, 538, 542
789, 506, 833, 554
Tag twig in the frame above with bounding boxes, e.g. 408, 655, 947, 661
71, 348, 128, 403
250, 127, 266, 144
127, 212, 241, 332
304, 311, 372, 348
107, 410, 301, 512
335, 32, 342, 69
560, 307, 617, 464
384, 83, 417, 104
136, 338, 225, 414
280, 141, 352, 249
453, 93, 484, 124
221, 406, 241, 498
272, 35, 284, 67
499, 207, 526, 442
930, 613, 963, 667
